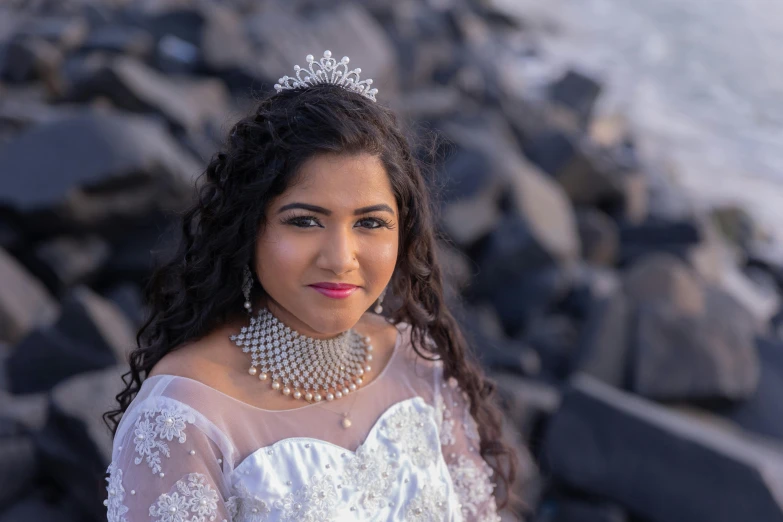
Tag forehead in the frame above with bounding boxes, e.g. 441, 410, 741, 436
278, 153, 396, 208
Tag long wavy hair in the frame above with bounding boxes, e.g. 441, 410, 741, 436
104, 83, 517, 509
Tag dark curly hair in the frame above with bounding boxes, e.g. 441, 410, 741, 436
104, 83, 518, 510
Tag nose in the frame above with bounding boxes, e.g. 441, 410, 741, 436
316, 225, 360, 275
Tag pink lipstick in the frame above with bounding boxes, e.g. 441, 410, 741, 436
308, 282, 359, 299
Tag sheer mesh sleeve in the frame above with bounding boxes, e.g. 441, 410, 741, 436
433, 363, 502, 522
104, 396, 235, 522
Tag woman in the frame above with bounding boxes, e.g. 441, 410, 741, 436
103, 51, 517, 522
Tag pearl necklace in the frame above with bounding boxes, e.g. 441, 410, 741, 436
229, 307, 373, 410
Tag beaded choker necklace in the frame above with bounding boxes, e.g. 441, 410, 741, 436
229, 307, 373, 405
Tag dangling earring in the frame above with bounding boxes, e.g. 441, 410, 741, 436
242, 265, 254, 314
374, 286, 387, 314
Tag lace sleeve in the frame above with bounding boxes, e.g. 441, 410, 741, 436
105, 397, 235, 522
433, 364, 502, 522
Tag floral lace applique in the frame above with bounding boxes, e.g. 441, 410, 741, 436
405, 483, 449, 521
133, 402, 196, 475
462, 407, 481, 449
105, 461, 129, 522
381, 404, 439, 468
226, 482, 271, 521
149, 473, 220, 522
434, 389, 457, 447
273, 473, 339, 522
447, 455, 499, 521
344, 444, 398, 510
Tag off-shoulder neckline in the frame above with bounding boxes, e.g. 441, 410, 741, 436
144, 320, 409, 414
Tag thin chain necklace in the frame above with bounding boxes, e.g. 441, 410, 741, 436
229, 307, 374, 413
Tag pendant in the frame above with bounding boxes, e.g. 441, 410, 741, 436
341, 415, 352, 429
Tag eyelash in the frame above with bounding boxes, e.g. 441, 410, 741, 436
281, 214, 395, 230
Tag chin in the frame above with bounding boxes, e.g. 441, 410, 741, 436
304, 307, 365, 336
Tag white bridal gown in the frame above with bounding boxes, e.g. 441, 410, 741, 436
104, 321, 502, 522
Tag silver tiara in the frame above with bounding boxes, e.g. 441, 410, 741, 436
274, 50, 378, 102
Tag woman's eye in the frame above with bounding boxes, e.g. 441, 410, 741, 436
356, 217, 391, 229
285, 216, 320, 228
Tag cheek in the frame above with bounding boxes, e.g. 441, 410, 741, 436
255, 229, 313, 284
360, 234, 398, 277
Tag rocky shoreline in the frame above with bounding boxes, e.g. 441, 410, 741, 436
1, 1, 783, 521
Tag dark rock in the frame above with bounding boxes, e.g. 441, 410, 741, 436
481, 267, 575, 337
618, 219, 702, 266
34, 234, 110, 291
61, 56, 232, 132
102, 210, 181, 283
720, 337, 783, 441
747, 240, 783, 293
492, 372, 560, 441
102, 282, 145, 328
438, 145, 504, 249
14, 17, 88, 50
435, 108, 579, 258
35, 366, 125, 522
576, 208, 619, 266
631, 284, 759, 402
80, 25, 154, 58
0, 389, 48, 431
522, 130, 648, 224
573, 287, 630, 389
248, 3, 398, 97
522, 314, 580, 381
0, 111, 201, 237
0, 420, 37, 512
535, 497, 628, 522
623, 253, 705, 316
1, 37, 62, 89
436, 241, 473, 297
392, 87, 462, 121
451, 302, 539, 374
547, 69, 602, 127
141, 3, 254, 74
561, 263, 621, 319
0, 491, 84, 522
8, 286, 135, 394
471, 211, 562, 279
543, 374, 783, 522
0, 84, 82, 136
0, 247, 59, 344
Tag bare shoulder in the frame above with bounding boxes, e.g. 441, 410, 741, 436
147, 321, 241, 386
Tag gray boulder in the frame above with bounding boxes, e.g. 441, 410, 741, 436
544, 374, 783, 522
631, 285, 759, 402
0, 111, 201, 236
0, 247, 59, 344
62, 56, 232, 132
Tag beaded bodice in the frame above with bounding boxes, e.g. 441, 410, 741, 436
104, 322, 501, 522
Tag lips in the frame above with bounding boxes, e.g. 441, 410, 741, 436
308, 282, 359, 299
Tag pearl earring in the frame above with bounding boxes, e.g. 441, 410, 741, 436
374, 286, 387, 314
242, 265, 254, 314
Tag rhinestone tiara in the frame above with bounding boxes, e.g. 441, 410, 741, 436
273, 50, 378, 102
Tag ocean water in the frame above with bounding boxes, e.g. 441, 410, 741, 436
501, 0, 783, 242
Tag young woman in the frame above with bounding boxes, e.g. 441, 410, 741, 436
103, 51, 517, 522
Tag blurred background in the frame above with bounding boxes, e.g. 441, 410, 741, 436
1, 0, 782, 521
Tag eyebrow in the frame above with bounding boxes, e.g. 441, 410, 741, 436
277, 202, 395, 216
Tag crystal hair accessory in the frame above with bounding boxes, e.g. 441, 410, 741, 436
274, 50, 378, 102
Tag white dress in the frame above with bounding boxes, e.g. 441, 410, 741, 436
104, 321, 502, 522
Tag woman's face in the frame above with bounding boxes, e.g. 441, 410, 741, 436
254, 152, 399, 338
